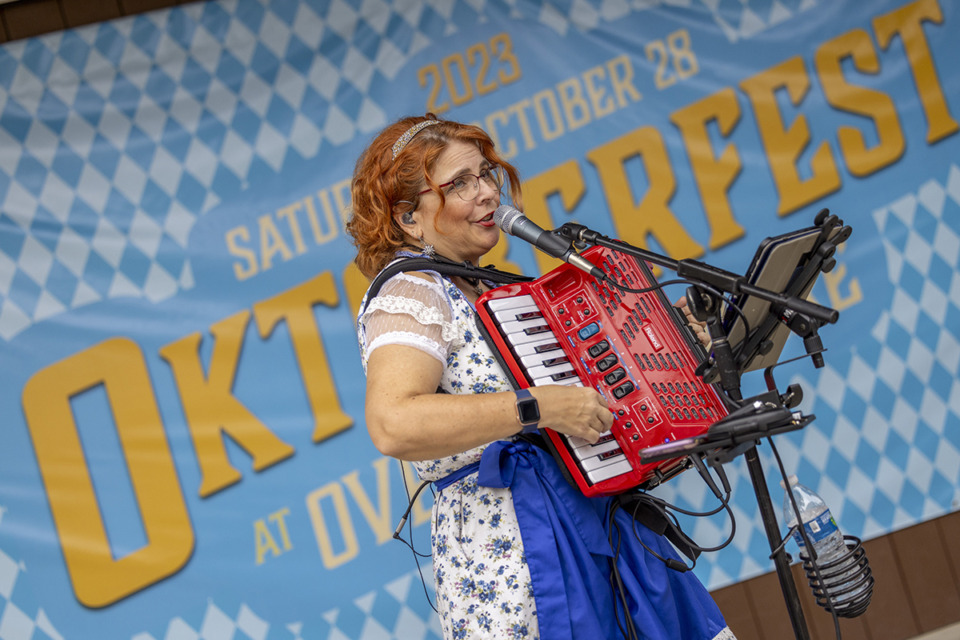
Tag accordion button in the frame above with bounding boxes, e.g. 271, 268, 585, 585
577, 322, 600, 340
597, 354, 618, 372
612, 381, 635, 399
587, 340, 610, 358
604, 367, 626, 385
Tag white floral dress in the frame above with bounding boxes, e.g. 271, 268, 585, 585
358, 267, 536, 638
357, 261, 737, 640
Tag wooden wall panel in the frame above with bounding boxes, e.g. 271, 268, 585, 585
790, 562, 870, 640
60, 0, 122, 29
118, 0, 180, 15
0, 0, 191, 43
938, 511, 960, 601
860, 535, 922, 640
710, 513, 960, 639
744, 571, 797, 639
2, 0, 64, 41
712, 581, 759, 639
890, 518, 960, 633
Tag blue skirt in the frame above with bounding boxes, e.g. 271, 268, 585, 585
474, 439, 732, 640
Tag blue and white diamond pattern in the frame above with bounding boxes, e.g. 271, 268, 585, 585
701, 0, 820, 42
127, 567, 441, 640
0, 530, 442, 640
787, 165, 960, 533
795, 170, 959, 538
0, 0, 820, 342
652, 164, 960, 589
318, 571, 443, 640
131, 602, 270, 640
0, 506, 65, 640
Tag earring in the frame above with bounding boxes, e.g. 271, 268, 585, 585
418, 234, 435, 258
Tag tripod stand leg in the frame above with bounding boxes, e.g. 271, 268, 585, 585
745, 445, 811, 640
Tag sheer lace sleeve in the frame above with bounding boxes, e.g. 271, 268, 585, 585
359, 273, 460, 366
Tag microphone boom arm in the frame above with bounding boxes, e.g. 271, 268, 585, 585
557, 223, 838, 326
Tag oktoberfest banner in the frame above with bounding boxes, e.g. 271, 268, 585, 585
0, 0, 957, 637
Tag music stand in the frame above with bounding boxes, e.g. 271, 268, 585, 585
560, 209, 852, 640
723, 217, 852, 374
639, 211, 853, 640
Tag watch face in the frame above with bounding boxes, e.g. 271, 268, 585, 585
517, 398, 540, 424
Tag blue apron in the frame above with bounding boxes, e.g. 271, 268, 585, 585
438, 439, 730, 639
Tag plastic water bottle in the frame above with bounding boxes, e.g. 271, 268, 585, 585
781, 475, 869, 607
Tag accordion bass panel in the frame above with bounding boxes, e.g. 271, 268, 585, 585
476, 246, 730, 497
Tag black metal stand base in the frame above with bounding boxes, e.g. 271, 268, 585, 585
745, 445, 810, 639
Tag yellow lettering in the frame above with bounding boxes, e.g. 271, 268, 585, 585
667, 29, 699, 80
268, 507, 293, 551
815, 29, 905, 177
669, 87, 746, 250
474, 54, 641, 156
259, 214, 294, 270
505, 99, 536, 152
483, 233, 524, 278
22, 338, 193, 608
557, 77, 591, 131
583, 64, 615, 119
823, 248, 863, 312
341, 458, 393, 545
306, 192, 339, 244
532, 89, 565, 142
252, 273, 354, 443
305, 482, 359, 569
521, 160, 586, 275
587, 126, 702, 260
344, 261, 371, 328
276, 203, 307, 255
331, 178, 352, 228
873, 0, 958, 144
225, 226, 258, 281
159, 311, 295, 497
607, 54, 642, 107
740, 57, 841, 216
485, 109, 516, 159
254, 518, 281, 565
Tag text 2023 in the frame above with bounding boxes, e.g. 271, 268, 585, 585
418, 33, 522, 113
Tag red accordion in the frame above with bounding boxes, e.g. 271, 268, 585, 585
476, 246, 730, 497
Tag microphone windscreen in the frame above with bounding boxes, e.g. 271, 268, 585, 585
494, 204, 522, 234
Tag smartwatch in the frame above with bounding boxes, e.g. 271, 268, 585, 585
514, 388, 540, 433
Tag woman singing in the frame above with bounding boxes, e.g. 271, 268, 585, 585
346, 114, 734, 640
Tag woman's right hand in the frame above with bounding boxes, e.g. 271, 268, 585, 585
527, 385, 613, 444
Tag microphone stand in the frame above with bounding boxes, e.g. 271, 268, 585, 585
557, 223, 839, 336
557, 219, 847, 640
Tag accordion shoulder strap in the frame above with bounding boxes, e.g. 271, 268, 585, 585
363, 256, 532, 307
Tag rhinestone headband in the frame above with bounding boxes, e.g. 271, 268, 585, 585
391, 120, 440, 160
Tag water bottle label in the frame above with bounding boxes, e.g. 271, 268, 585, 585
792, 510, 839, 546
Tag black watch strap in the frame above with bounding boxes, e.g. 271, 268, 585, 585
514, 388, 540, 433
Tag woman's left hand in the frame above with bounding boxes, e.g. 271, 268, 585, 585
675, 295, 711, 349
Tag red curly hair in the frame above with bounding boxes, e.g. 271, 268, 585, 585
346, 114, 523, 279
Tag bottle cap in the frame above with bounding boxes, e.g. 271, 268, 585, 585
779, 474, 799, 489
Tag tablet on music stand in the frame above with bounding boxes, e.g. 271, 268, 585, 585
722, 221, 847, 374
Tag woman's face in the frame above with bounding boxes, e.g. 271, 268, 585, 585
409, 140, 501, 265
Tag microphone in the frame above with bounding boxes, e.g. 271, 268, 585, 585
494, 205, 606, 280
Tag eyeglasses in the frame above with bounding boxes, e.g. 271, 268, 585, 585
418, 166, 503, 201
